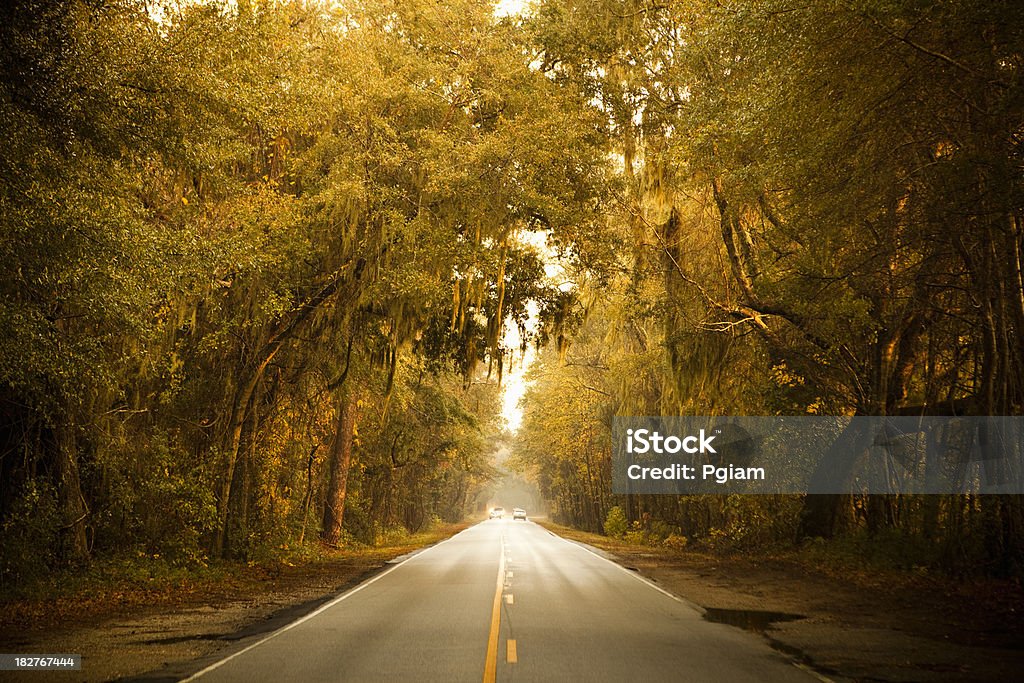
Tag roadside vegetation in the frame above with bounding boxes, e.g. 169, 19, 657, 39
511, 0, 1024, 579
2, 0, 1023, 608
0, 0, 603, 595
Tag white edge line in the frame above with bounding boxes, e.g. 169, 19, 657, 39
180, 525, 479, 681
792, 661, 835, 683
550, 529, 834, 683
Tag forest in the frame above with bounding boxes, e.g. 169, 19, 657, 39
1, 0, 1022, 592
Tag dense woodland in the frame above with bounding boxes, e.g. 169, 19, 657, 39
1, 0, 1023, 588
513, 0, 1024, 577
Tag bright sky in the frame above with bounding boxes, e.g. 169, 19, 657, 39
494, 0, 529, 18
498, 230, 567, 432
499, 305, 539, 432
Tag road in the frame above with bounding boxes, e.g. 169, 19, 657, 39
181, 520, 816, 682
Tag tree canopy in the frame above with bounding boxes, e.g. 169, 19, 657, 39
2, 0, 1022, 583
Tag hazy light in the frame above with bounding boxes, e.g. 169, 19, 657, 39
499, 229, 567, 433
500, 302, 540, 432
500, 350, 535, 432
494, 0, 528, 18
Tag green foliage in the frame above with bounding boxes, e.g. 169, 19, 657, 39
799, 529, 946, 575
371, 523, 413, 547
514, 0, 1024, 577
663, 534, 688, 552
3, 0, 1021, 587
0, 0, 609, 584
0, 482, 61, 588
603, 506, 628, 539
620, 519, 681, 546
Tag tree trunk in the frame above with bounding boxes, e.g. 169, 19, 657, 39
54, 421, 89, 563
213, 267, 359, 555
213, 370, 262, 555
298, 444, 319, 545
321, 391, 359, 546
797, 419, 877, 538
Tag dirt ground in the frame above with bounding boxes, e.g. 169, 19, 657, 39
2, 521, 1022, 682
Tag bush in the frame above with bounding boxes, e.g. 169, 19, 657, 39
373, 523, 412, 547
647, 520, 678, 542
663, 534, 689, 552
603, 506, 628, 538
624, 526, 646, 544
0, 481, 61, 590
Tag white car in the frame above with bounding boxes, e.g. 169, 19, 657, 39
489, 507, 505, 519
513, 508, 526, 521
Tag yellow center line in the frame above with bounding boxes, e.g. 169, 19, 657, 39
506, 639, 518, 664
483, 534, 507, 683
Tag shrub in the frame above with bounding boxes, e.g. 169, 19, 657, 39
603, 506, 628, 538
373, 523, 412, 546
663, 534, 689, 552
0, 481, 61, 590
647, 520, 678, 542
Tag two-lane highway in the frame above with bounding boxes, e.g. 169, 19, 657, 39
182, 520, 816, 682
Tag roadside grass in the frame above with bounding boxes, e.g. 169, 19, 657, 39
536, 519, 667, 555
0, 521, 472, 633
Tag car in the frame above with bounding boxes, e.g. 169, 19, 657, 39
489, 507, 504, 519
513, 508, 526, 521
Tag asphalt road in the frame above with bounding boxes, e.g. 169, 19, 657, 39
182, 520, 816, 682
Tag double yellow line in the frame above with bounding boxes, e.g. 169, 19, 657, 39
483, 534, 508, 683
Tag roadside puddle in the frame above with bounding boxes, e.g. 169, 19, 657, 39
702, 607, 803, 632
702, 608, 840, 678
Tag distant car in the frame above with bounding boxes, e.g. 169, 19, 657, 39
489, 507, 505, 519
513, 508, 526, 521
